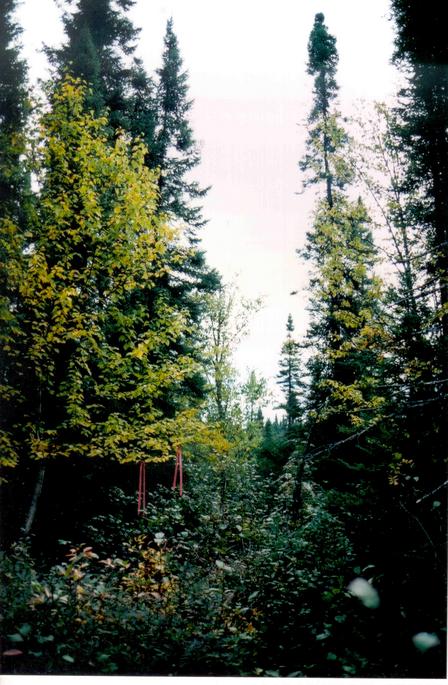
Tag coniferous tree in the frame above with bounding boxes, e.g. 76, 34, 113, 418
152, 18, 208, 231
300, 15, 385, 473
48, 0, 140, 127
299, 12, 352, 208
390, 1, 448, 370
297, 15, 445, 674
390, 0, 448, 468
277, 315, 302, 428
384, 4, 447, 652
147, 21, 220, 408
0, 0, 28, 220
0, 0, 30, 478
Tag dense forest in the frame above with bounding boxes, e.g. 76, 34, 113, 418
0, 0, 446, 678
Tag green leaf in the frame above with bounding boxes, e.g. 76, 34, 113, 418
7, 633, 24, 643
97, 653, 111, 662
62, 654, 75, 663
19, 624, 32, 637
37, 635, 55, 644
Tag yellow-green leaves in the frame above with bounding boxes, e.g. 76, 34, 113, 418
1, 78, 198, 469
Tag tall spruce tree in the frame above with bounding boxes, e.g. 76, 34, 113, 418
277, 315, 302, 428
390, 0, 448, 467
144, 19, 219, 412
390, 1, 448, 374
0, 0, 30, 477
152, 18, 208, 231
0, 0, 28, 221
299, 12, 352, 208
299, 14, 385, 481
47, 0, 140, 127
385, 3, 448, 648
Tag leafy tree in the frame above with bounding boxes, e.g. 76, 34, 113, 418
0, 79, 205, 532
201, 283, 262, 426
351, 102, 442, 486
50, 7, 208, 234
49, 2, 219, 418
241, 370, 267, 425
276, 314, 302, 428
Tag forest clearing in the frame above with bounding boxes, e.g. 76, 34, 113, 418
0, 0, 446, 678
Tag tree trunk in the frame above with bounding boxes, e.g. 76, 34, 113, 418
22, 464, 46, 535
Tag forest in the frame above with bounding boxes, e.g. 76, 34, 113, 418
0, 0, 446, 678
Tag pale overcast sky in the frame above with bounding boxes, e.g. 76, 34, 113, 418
17, 0, 399, 413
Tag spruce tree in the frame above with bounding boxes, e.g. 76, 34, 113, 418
152, 18, 209, 231
299, 15, 385, 481
390, 0, 448, 462
387, 4, 448, 643
144, 20, 220, 413
47, 0, 140, 126
0, 0, 30, 471
299, 12, 352, 207
277, 315, 302, 428
0, 0, 28, 221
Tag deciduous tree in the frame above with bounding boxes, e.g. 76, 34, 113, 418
1, 79, 205, 530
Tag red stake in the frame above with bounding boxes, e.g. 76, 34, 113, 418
172, 446, 183, 496
137, 462, 146, 514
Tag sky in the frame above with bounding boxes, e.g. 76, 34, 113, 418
16, 0, 400, 414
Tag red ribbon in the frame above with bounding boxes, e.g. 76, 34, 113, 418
172, 446, 183, 496
137, 462, 146, 515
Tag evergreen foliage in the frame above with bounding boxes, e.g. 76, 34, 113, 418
300, 13, 352, 207
152, 18, 209, 231
276, 314, 302, 427
0, 0, 30, 484
48, 0, 139, 126
390, 0, 448, 449
300, 14, 385, 470
0, 0, 28, 220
